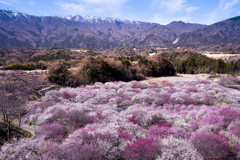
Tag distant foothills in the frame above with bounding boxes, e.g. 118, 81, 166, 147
0, 9, 240, 49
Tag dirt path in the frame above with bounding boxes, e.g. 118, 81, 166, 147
145, 74, 210, 83
14, 84, 59, 140
145, 74, 240, 100
15, 113, 35, 138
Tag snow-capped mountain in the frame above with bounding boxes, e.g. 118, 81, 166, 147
61, 14, 140, 24
0, 9, 205, 48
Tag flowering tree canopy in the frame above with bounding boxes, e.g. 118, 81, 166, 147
1, 80, 240, 159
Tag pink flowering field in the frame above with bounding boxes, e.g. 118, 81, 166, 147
1, 80, 240, 159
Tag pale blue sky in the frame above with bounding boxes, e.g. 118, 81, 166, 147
1, 0, 240, 25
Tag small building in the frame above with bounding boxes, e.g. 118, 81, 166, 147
213, 78, 220, 82
149, 53, 156, 56
156, 47, 168, 51
205, 51, 214, 54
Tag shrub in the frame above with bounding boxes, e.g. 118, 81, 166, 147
78, 57, 144, 84
40, 123, 66, 141
186, 87, 198, 92
0, 138, 40, 160
137, 56, 176, 77
155, 120, 171, 128
65, 109, 94, 130
191, 132, 231, 159
4, 63, 46, 70
58, 142, 101, 160
46, 56, 176, 86
148, 126, 172, 138
148, 125, 191, 139
220, 107, 240, 127
47, 62, 70, 85
227, 119, 240, 137
123, 138, 161, 160
159, 136, 204, 160
161, 51, 238, 74
128, 115, 141, 125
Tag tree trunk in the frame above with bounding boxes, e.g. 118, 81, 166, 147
19, 115, 21, 127
3, 113, 6, 122
7, 123, 10, 141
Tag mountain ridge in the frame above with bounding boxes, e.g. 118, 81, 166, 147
0, 9, 155, 24
0, 9, 212, 48
175, 16, 240, 45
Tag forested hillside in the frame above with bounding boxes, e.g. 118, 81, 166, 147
161, 51, 239, 75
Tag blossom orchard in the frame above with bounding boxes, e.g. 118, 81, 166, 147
1, 80, 240, 159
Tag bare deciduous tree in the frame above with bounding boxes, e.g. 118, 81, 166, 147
0, 81, 28, 140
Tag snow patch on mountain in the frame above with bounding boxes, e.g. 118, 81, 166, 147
0, 9, 148, 25
12, 12, 19, 17
61, 14, 141, 24
2, 10, 15, 19
22, 14, 30, 19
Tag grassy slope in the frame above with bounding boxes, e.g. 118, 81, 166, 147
0, 122, 30, 147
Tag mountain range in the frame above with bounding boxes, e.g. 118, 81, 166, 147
176, 16, 240, 45
0, 9, 239, 49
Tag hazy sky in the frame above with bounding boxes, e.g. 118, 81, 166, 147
1, 0, 240, 25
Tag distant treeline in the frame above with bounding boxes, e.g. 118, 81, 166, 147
28, 52, 72, 62
122, 55, 176, 77
161, 51, 239, 75
47, 55, 176, 87
3, 62, 47, 70
3, 48, 240, 77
